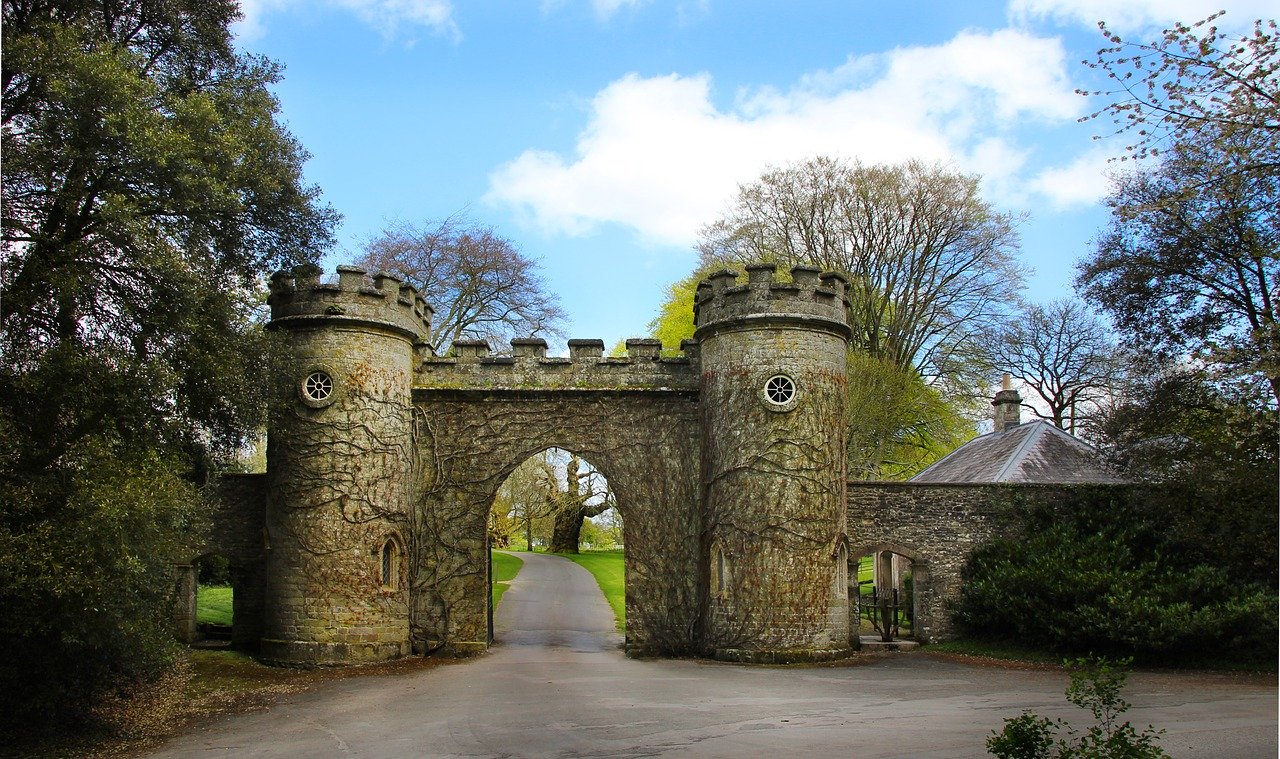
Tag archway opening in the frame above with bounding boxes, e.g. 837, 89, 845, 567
193, 553, 234, 647
852, 549, 915, 642
487, 448, 624, 641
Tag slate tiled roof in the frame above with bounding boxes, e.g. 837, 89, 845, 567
910, 420, 1126, 484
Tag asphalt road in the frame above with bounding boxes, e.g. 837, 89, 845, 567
150, 552, 1277, 758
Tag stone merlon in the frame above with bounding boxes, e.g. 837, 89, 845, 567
693, 263, 851, 341
417, 336, 699, 391
267, 263, 433, 343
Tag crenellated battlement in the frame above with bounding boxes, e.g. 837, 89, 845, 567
693, 263, 850, 341
416, 336, 700, 392
267, 263, 432, 342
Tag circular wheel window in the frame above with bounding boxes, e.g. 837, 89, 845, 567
299, 369, 337, 408
762, 374, 798, 411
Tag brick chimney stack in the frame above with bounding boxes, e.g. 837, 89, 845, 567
992, 374, 1022, 433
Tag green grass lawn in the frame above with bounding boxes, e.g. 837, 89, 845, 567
491, 550, 524, 609
555, 550, 625, 632
197, 585, 233, 625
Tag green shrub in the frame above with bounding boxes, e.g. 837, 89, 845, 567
988, 657, 1167, 759
954, 491, 1278, 659
0, 443, 203, 740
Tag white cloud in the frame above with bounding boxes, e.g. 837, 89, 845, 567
487, 29, 1084, 247
1009, 0, 1276, 33
1028, 146, 1115, 209
539, 0, 650, 21
592, 0, 648, 19
233, 0, 457, 41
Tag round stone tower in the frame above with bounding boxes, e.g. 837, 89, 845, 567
695, 263, 852, 662
261, 264, 431, 665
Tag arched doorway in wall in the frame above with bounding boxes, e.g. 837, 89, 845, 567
192, 553, 234, 646
850, 545, 922, 643
486, 447, 623, 643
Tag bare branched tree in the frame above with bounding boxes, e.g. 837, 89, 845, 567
357, 214, 566, 354
698, 157, 1023, 379
979, 300, 1125, 435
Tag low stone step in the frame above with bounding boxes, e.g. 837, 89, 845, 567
859, 636, 919, 652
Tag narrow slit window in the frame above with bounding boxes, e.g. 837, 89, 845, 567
380, 539, 399, 589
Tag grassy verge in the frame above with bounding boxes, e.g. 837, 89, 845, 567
555, 550, 625, 632
491, 551, 524, 609
926, 639, 1278, 673
197, 585, 233, 625
925, 639, 1063, 666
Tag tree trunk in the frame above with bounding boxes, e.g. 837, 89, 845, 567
549, 506, 586, 554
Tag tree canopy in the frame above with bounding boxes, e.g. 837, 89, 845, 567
356, 215, 565, 354
0, 0, 336, 737
698, 156, 1023, 377
1078, 14, 1279, 405
491, 449, 615, 552
1080, 13, 1278, 174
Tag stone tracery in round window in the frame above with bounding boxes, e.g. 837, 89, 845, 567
763, 374, 797, 408
302, 371, 334, 404
303, 371, 333, 402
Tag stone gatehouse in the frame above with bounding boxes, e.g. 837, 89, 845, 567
176, 262, 1116, 665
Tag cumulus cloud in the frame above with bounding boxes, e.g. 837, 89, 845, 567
487, 29, 1083, 246
1009, 0, 1276, 33
234, 0, 457, 41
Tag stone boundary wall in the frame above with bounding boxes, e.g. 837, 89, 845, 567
847, 481, 1113, 643
174, 473, 268, 649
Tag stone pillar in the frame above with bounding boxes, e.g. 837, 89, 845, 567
171, 563, 197, 643
696, 263, 853, 662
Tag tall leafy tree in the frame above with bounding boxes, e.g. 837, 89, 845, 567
1078, 14, 1279, 404
695, 157, 1013, 475
1081, 13, 1278, 174
698, 157, 1023, 377
356, 215, 565, 354
844, 351, 973, 478
0, 0, 336, 736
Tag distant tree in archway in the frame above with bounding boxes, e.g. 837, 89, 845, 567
548, 453, 615, 554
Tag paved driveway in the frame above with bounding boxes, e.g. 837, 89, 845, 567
150, 552, 1277, 758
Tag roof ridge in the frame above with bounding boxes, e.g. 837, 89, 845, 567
993, 421, 1046, 482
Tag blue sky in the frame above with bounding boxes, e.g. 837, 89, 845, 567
234, 0, 1272, 352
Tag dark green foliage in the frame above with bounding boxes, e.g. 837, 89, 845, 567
988, 658, 1167, 759
955, 489, 1278, 660
0, 0, 336, 739
988, 713, 1058, 759
0, 443, 203, 735
196, 554, 231, 585
1094, 370, 1278, 587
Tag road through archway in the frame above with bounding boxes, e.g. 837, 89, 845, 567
492, 551, 621, 652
